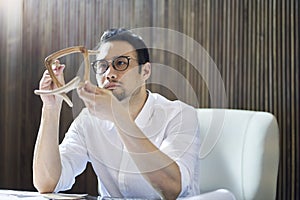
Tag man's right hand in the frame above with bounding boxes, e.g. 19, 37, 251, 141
39, 60, 65, 107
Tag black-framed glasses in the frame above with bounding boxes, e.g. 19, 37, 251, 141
91, 56, 137, 75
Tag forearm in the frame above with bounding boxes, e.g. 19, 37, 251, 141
116, 116, 181, 199
33, 106, 62, 193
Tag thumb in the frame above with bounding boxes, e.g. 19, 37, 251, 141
55, 64, 65, 75
52, 60, 65, 75
83, 81, 100, 94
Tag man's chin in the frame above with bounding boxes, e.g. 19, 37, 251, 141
112, 90, 126, 101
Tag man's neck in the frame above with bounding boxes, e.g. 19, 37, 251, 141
122, 87, 148, 120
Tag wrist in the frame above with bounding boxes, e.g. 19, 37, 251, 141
40, 104, 62, 125
42, 103, 62, 112
114, 110, 138, 135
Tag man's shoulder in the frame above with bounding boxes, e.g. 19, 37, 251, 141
150, 92, 196, 114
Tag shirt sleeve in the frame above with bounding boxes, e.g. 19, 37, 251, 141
159, 103, 201, 197
54, 111, 90, 192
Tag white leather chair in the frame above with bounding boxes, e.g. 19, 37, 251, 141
196, 109, 279, 200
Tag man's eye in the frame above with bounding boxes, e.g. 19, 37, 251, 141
99, 63, 108, 68
116, 61, 126, 66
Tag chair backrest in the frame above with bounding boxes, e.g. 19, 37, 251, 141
196, 109, 279, 200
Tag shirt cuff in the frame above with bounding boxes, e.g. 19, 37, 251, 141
176, 161, 190, 197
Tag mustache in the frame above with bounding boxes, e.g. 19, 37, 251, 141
103, 80, 122, 89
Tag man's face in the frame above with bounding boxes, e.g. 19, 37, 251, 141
95, 41, 145, 101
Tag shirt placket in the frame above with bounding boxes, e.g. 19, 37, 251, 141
118, 147, 130, 196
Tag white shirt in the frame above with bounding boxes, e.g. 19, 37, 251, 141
54, 91, 200, 198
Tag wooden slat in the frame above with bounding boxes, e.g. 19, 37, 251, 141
294, 1, 299, 200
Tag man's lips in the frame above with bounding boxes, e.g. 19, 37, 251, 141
104, 82, 120, 90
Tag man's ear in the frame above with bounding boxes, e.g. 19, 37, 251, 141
141, 62, 151, 81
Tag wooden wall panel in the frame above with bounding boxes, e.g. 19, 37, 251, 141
0, 0, 23, 190
0, 0, 299, 199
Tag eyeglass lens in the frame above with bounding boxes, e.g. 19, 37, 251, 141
92, 56, 130, 74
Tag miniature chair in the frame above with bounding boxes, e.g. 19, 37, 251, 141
197, 109, 279, 200
34, 46, 99, 107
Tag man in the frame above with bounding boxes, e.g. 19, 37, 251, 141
33, 28, 200, 200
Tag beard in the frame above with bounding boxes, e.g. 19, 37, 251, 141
112, 88, 126, 101
96, 75, 126, 101
112, 86, 142, 102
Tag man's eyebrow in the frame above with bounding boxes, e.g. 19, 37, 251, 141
98, 54, 132, 61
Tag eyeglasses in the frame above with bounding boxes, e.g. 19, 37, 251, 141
91, 56, 137, 75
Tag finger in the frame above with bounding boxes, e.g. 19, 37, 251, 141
52, 59, 61, 67
56, 64, 65, 73
51, 59, 65, 71
44, 69, 50, 76
40, 73, 52, 84
41, 70, 54, 81
77, 85, 97, 104
53, 64, 65, 76
85, 81, 112, 96
41, 77, 52, 85
82, 81, 100, 94
51, 60, 60, 70
42, 70, 51, 78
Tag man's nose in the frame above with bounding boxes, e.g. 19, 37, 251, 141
105, 65, 117, 80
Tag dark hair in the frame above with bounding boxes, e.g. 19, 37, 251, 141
100, 28, 150, 72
